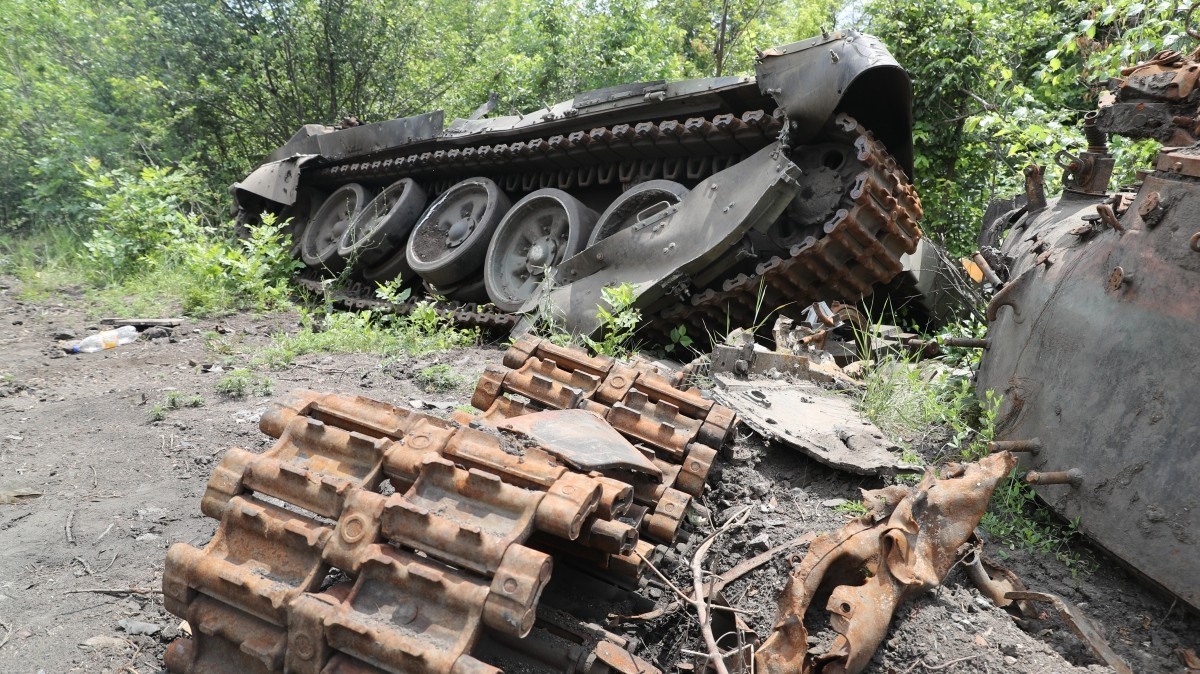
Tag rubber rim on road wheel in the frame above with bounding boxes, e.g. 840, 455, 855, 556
338, 178, 427, 269
301, 183, 372, 271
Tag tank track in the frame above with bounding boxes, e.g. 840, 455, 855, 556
297, 113, 921, 341
163, 337, 736, 674
644, 115, 923, 344
307, 110, 786, 198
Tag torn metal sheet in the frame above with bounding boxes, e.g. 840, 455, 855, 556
711, 373, 916, 475
756, 452, 1016, 674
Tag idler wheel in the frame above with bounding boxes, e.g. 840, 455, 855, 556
407, 177, 510, 286
484, 188, 598, 312
587, 179, 688, 246
301, 183, 373, 271
338, 178, 427, 268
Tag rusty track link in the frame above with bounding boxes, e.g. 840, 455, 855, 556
164, 341, 736, 674
297, 113, 921, 340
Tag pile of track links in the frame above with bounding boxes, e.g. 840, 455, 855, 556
163, 336, 737, 674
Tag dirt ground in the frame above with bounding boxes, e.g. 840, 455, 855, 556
0, 277, 1196, 674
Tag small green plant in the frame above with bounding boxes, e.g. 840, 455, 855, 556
255, 304, 478, 369
149, 404, 167, 422
375, 277, 412, 305
980, 468, 1092, 574
216, 369, 254, 397
585, 283, 641, 358
416, 364, 463, 392
164, 391, 206, 409
664, 325, 693, 355
835, 500, 869, 516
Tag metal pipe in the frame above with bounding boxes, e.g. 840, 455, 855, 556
943, 337, 990, 349
989, 438, 1042, 454
1097, 203, 1124, 233
1083, 111, 1109, 154
971, 252, 1002, 286
1024, 165, 1047, 211
1025, 468, 1082, 487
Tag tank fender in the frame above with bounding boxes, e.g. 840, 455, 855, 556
232, 154, 319, 208
757, 30, 914, 178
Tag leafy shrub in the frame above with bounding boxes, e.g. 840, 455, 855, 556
585, 283, 640, 358
79, 159, 208, 282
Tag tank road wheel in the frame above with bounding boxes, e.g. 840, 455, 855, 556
338, 178, 427, 269
283, 189, 327, 259
359, 246, 416, 286
426, 278, 490, 304
484, 188, 599, 312
301, 183, 372, 272
587, 180, 689, 246
406, 177, 511, 287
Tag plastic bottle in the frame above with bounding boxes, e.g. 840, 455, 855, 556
73, 325, 139, 353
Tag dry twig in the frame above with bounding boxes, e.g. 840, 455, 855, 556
100, 552, 119, 573
95, 522, 115, 544
0, 621, 12, 651
713, 532, 816, 594
692, 506, 753, 674
89, 464, 97, 489
73, 556, 95, 575
900, 654, 981, 673
64, 587, 161, 596
65, 510, 76, 544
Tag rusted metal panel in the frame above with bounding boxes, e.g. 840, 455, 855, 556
977, 50, 1200, 608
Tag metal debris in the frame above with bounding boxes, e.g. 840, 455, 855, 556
756, 452, 1016, 674
711, 374, 916, 475
976, 38, 1200, 612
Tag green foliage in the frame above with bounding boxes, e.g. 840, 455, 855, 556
79, 159, 208, 281
166, 391, 206, 409
664, 325, 694, 355
861, 0, 1195, 255
4, 159, 299, 317
416, 364, 465, 393
982, 469, 1091, 573
149, 404, 167, 422
585, 283, 641, 359
834, 500, 869, 516
859, 354, 976, 442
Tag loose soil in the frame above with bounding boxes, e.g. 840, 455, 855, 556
0, 277, 1195, 673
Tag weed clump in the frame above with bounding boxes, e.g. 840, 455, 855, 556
416, 364, 463, 392
216, 369, 272, 398
255, 300, 478, 369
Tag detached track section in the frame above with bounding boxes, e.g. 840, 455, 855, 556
163, 337, 736, 674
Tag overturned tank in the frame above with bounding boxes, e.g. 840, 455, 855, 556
976, 47, 1200, 611
233, 31, 931, 342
